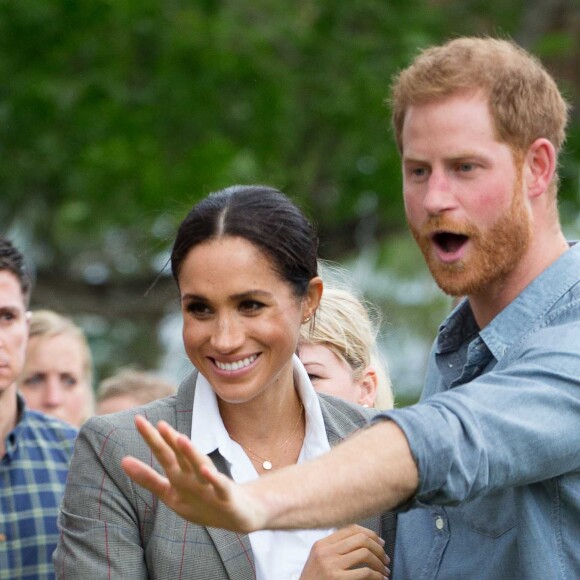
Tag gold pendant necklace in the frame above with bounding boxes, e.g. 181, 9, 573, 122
231, 402, 304, 471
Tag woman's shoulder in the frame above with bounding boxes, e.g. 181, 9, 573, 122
90, 393, 179, 428
318, 392, 378, 416
85, 371, 197, 435
73, 394, 182, 469
79, 393, 183, 454
317, 392, 378, 436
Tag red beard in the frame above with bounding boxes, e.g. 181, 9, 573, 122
409, 183, 532, 297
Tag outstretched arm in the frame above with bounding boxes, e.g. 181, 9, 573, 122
121, 414, 418, 533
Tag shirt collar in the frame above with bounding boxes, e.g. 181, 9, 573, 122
190, 371, 231, 458
437, 242, 580, 360
3, 394, 27, 460
292, 354, 332, 460
481, 241, 580, 359
437, 299, 479, 354
190, 354, 330, 464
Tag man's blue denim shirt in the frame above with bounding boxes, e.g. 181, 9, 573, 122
380, 242, 580, 579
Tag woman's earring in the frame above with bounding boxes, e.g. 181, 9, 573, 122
303, 316, 311, 324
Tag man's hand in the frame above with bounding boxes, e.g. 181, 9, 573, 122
301, 525, 390, 579
121, 415, 264, 533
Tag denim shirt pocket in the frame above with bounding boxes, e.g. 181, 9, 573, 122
459, 488, 517, 538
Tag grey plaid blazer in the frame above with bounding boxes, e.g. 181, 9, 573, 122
54, 371, 396, 579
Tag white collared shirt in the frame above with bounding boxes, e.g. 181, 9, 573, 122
191, 354, 335, 580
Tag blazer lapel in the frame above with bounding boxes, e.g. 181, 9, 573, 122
205, 451, 256, 580
177, 373, 256, 580
175, 370, 196, 436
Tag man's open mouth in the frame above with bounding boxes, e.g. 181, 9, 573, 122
432, 232, 469, 254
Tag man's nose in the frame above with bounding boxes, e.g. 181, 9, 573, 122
422, 171, 457, 216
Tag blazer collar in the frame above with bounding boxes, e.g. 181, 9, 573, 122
175, 371, 195, 437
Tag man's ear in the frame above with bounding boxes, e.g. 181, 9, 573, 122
357, 366, 378, 408
523, 138, 556, 200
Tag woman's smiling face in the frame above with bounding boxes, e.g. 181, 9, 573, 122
179, 236, 317, 406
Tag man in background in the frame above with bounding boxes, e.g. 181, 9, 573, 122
0, 237, 77, 580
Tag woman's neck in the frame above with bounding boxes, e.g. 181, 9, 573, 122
219, 381, 302, 442
219, 380, 306, 473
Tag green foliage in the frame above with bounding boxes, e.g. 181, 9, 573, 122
0, 0, 455, 264
2, 0, 578, 266
0, 0, 578, 382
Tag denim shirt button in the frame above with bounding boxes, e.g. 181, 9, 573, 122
435, 516, 445, 530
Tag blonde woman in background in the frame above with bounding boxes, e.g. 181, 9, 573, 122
18, 309, 94, 426
299, 287, 394, 410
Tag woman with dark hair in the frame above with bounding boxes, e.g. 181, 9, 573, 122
55, 185, 394, 579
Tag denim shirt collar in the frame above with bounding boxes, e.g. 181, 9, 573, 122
481, 241, 579, 359
437, 242, 580, 361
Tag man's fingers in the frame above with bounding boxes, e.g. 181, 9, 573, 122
134, 415, 181, 475
171, 435, 233, 502
173, 432, 218, 481
121, 456, 171, 499
132, 416, 223, 495
157, 420, 195, 475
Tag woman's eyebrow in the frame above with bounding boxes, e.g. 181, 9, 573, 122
182, 290, 273, 301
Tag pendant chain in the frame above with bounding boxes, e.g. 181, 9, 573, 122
231, 402, 304, 471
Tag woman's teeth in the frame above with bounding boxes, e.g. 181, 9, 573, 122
215, 355, 257, 371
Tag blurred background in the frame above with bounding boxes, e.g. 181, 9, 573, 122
2, 0, 579, 405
